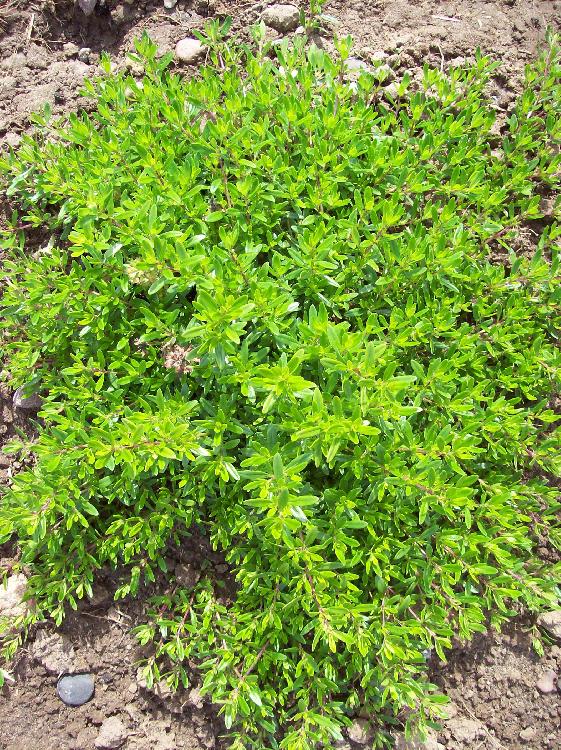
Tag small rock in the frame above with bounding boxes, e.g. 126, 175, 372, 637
520, 726, 537, 742
13, 385, 42, 411
261, 4, 300, 33
536, 670, 557, 694
175, 563, 200, 588
0, 573, 28, 618
345, 57, 371, 74
77, 0, 97, 15
63, 42, 80, 58
3, 132, 22, 149
25, 44, 50, 71
78, 47, 91, 64
164, 0, 177, 7
383, 82, 400, 101
32, 631, 76, 675
347, 718, 373, 745
128, 682, 138, 695
175, 38, 206, 64
112, 4, 129, 23
369, 49, 387, 64
0, 455, 10, 469
95, 717, 128, 749
57, 673, 95, 706
447, 717, 484, 743
538, 610, 561, 641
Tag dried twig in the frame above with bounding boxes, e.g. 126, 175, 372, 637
25, 10, 34, 46
431, 14, 461, 23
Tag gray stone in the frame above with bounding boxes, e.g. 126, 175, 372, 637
78, 47, 92, 64
77, 0, 97, 15
32, 631, 76, 674
25, 44, 50, 71
175, 38, 205, 64
57, 673, 95, 706
164, 0, 177, 7
95, 717, 128, 749
261, 4, 300, 33
347, 718, 373, 745
0, 454, 11, 468
13, 385, 42, 411
0, 574, 28, 618
538, 610, 561, 641
536, 670, 557, 694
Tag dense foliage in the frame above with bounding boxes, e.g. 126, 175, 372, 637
1, 22, 561, 749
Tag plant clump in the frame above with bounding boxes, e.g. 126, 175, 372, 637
1, 22, 561, 750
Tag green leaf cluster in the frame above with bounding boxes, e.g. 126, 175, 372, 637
1, 25, 561, 749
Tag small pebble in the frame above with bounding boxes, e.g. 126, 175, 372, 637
63, 42, 80, 58
175, 38, 205, 64
163, 0, 177, 7
345, 57, 371, 73
57, 673, 95, 706
13, 385, 42, 411
78, 47, 91, 64
538, 610, 561, 641
536, 670, 557, 694
261, 4, 300, 33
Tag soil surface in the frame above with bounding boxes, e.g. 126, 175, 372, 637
1, 1, 561, 749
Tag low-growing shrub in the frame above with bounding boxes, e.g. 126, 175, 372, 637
1, 22, 561, 749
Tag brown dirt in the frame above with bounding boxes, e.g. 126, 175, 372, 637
1, 1, 561, 749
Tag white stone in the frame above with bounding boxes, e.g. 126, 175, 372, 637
345, 57, 371, 74
537, 609, 561, 641
0, 574, 28, 618
175, 38, 205, 64
261, 4, 300, 33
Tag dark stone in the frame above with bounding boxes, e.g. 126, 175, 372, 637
57, 673, 95, 706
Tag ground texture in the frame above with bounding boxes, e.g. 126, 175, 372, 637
1, 1, 561, 748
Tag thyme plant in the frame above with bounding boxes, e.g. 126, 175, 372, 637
1, 23, 561, 749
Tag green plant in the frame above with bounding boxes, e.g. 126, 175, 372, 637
1, 25, 561, 749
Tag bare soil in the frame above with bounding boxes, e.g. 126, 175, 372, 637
1, 1, 561, 749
